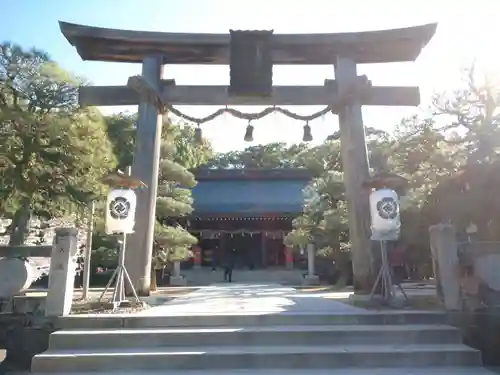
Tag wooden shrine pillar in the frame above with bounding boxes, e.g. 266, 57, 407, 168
261, 232, 268, 268
125, 56, 164, 296
334, 57, 375, 293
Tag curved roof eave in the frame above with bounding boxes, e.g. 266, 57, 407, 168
59, 21, 437, 65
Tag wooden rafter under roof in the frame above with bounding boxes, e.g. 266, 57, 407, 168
59, 21, 437, 65
190, 215, 295, 221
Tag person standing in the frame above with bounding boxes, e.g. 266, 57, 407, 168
224, 248, 235, 282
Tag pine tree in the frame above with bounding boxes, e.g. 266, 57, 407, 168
0, 42, 116, 244
151, 126, 195, 278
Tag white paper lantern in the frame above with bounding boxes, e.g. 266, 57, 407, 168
369, 188, 400, 234
105, 189, 137, 234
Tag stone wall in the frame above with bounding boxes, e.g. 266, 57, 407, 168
455, 242, 500, 366
0, 216, 88, 246
456, 242, 500, 309
430, 225, 500, 366
0, 296, 55, 372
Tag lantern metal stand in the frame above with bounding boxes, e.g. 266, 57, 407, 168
98, 235, 141, 308
369, 239, 408, 305
364, 172, 409, 307
98, 169, 146, 310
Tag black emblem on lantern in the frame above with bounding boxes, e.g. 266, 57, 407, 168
229, 29, 274, 97
109, 196, 131, 220
376, 197, 398, 220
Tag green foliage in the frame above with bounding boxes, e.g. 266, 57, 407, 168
284, 142, 349, 259
104, 113, 136, 170
0, 42, 116, 244
203, 142, 309, 169
153, 120, 201, 268
91, 246, 118, 269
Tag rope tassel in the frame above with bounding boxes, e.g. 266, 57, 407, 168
194, 125, 203, 144
302, 122, 313, 142
244, 122, 254, 142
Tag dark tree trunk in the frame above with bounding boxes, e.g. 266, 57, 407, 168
9, 197, 31, 246
150, 265, 157, 292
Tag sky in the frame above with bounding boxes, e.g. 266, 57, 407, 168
2, 0, 499, 152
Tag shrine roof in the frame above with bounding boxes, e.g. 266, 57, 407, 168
190, 169, 311, 214
59, 21, 437, 65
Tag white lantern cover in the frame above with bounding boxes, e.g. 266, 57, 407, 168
105, 188, 137, 234
369, 188, 401, 235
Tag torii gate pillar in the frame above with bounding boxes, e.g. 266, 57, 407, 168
125, 56, 163, 296
335, 57, 374, 291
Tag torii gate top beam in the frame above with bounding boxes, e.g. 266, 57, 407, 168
59, 21, 437, 65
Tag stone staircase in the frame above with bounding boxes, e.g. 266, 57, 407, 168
29, 311, 491, 374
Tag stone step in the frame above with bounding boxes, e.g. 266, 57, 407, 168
48, 324, 463, 350
31, 344, 482, 372
27, 368, 500, 375
55, 311, 447, 329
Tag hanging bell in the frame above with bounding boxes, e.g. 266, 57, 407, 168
194, 125, 203, 144
244, 122, 254, 142
302, 122, 313, 142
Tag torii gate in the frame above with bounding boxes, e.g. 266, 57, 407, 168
59, 21, 437, 295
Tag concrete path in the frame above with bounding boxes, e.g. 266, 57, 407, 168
139, 283, 367, 316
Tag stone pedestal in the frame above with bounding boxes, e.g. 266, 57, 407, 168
172, 261, 181, 277
45, 228, 79, 317
307, 244, 315, 276
429, 224, 461, 310
170, 276, 187, 286
302, 274, 320, 285
170, 261, 187, 286
302, 244, 320, 285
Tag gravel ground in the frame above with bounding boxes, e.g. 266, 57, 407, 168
70, 299, 151, 315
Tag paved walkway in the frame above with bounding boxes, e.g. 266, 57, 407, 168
139, 283, 367, 316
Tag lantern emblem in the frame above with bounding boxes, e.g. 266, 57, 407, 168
105, 189, 137, 234
376, 197, 398, 220
369, 188, 401, 240
109, 197, 131, 220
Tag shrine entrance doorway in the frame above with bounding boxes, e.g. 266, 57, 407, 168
226, 233, 262, 270
59, 21, 437, 295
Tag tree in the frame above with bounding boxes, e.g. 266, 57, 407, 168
202, 142, 308, 169
423, 66, 500, 238
0, 42, 116, 244
283, 140, 352, 281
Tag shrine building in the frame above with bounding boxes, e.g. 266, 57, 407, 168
184, 168, 313, 270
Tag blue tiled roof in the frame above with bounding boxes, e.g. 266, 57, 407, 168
191, 179, 308, 214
